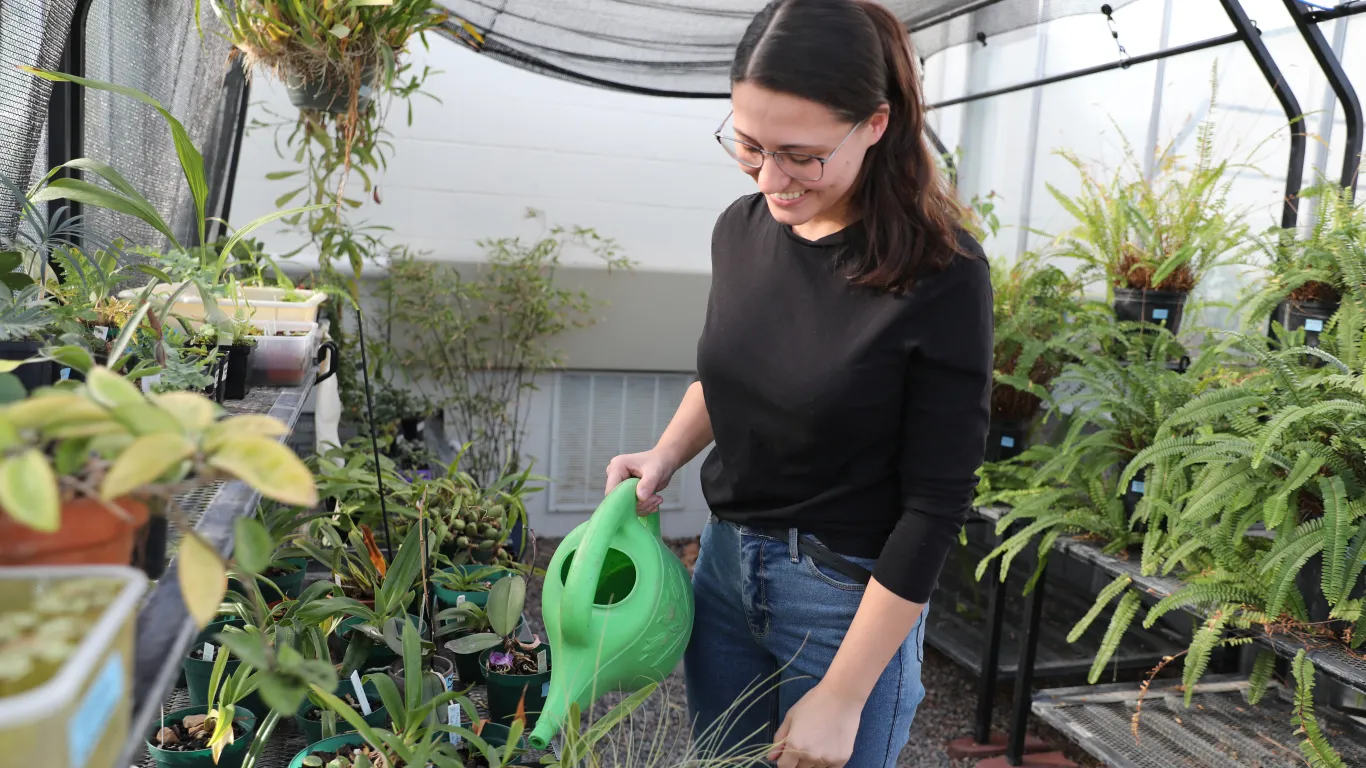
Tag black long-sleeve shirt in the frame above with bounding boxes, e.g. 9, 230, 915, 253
695, 193, 993, 603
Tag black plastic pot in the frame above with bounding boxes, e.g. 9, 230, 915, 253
400, 416, 424, 442
0, 340, 59, 392
132, 515, 169, 579
481, 643, 552, 728
1270, 299, 1338, 349
285, 67, 377, 114
985, 420, 1027, 463
219, 344, 254, 400
1113, 288, 1187, 334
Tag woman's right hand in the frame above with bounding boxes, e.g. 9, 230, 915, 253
605, 449, 679, 515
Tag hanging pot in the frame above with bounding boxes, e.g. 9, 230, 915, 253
1270, 299, 1338, 349
1113, 288, 1187, 334
985, 420, 1027, 463
285, 66, 378, 114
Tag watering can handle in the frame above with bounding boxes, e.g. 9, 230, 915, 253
561, 478, 660, 645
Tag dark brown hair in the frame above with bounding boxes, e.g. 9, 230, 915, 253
731, 0, 968, 293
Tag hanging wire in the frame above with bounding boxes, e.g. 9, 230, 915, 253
1101, 4, 1132, 68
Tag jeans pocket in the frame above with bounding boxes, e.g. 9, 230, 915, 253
801, 548, 877, 591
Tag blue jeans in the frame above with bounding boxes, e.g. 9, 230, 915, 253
684, 516, 928, 767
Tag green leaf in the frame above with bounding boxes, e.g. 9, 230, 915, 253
86, 366, 144, 408
24, 69, 209, 246
207, 435, 318, 507
233, 517, 274, 576
100, 432, 195, 499
329, 23, 351, 38
179, 532, 228, 630
265, 170, 303, 180
0, 449, 59, 532
31, 178, 180, 249
445, 632, 501, 655
486, 574, 525, 637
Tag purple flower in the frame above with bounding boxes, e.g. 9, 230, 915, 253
489, 652, 513, 667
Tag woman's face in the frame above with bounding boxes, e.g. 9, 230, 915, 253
728, 81, 888, 231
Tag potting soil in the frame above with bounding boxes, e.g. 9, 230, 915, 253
153, 718, 248, 752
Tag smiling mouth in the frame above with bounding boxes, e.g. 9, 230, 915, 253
770, 190, 807, 203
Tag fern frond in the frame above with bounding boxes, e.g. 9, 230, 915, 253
1291, 650, 1347, 768
1182, 609, 1231, 705
1069, 575, 1132, 643
1247, 649, 1277, 705
1090, 590, 1143, 684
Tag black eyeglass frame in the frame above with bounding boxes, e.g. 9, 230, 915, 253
713, 110, 865, 182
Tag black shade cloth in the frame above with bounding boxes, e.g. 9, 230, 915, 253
437, 0, 1143, 97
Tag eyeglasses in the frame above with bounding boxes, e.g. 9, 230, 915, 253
713, 111, 864, 182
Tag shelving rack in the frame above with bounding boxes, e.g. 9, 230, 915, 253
116, 369, 320, 768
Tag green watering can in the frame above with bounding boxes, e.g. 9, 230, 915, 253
527, 478, 695, 749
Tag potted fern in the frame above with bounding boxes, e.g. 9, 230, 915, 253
1049, 106, 1248, 336
986, 252, 1098, 460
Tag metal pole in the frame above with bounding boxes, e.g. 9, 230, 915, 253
45, 0, 95, 252
1307, 2, 1366, 23
1005, 567, 1048, 765
1219, 0, 1306, 231
1282, 0, 1362, 196
973, 562, 1008, 743
209, 59, 251, 243
928, 32, 1243, 110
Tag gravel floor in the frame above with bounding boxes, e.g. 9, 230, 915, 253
522, 534, 1101, 767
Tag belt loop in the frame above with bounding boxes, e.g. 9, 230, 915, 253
788, 528, 799, 563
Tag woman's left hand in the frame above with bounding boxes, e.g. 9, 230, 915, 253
769, 682, 862, 768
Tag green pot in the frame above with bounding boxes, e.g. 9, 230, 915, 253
450, 618, 527, 687
287, 732, 370, 768
179, 615, 244, 688
181, 652, 267, 716
294, 680, 387, 744
145, 705, 258, 768
228, 557, 308, 601
337, 614, 427, 666
481, 642, 552, 728
433, 565, 510, 608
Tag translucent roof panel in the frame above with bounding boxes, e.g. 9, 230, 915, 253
437, 0, 1143, 96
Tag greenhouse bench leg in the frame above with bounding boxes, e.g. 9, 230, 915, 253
976, 565, 1076, 768
948, 558, 1048, 759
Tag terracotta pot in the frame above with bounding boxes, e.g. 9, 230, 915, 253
0, 496, 151, 565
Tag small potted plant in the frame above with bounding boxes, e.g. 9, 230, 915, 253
294, 678, 389, 744
147, 646, 260, 768
219, 315, 260, 400
432, 564, 511, 609
446, 575, 550, 726
0, 319, 318, 569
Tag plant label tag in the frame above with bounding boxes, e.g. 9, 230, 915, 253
1000, 435, 1015, 448
456, 594, 465, 606
448, 704, 461, 745
335, 573, 343, 587
542, 680, 550, 698
416, 421, 425, 433
1151, 308, 1169, 320
94, 326, 109, 340
536, 649, 547, 673
349, 670, 372, 715
1131, 480, 1146, 494
1305, 318, 1324, 333
60, 368, 71, 380
202, 643, 215, 662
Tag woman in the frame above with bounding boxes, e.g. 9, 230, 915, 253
604, 1, 992, 766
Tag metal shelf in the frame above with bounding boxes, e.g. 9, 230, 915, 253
1032, 675, 1366, 768
117, 371, 318, 768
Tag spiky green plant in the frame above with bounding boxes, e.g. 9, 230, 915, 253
1047, 73, 1252, 295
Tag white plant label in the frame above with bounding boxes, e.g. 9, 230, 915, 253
349, 670, 372, 715
202, 643, 215, 661
536, 649, 547, 673
448, 704, 461, 745
456, 594, 465, 606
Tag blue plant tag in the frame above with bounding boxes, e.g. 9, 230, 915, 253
1151, 308, 1169, 320
68, 653, 123, 768
59, 368, 71, 380
1304, 318, 1324, 333
542, 680, 550, 698
1000, 435, 1015, 448
1131, 480, 1146, 494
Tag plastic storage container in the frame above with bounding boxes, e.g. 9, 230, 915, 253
120, 283, 328, 325
248, 321, 320, 387
0, 565, 147, 768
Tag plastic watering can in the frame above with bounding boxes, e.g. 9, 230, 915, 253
527, 478, 695, 749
